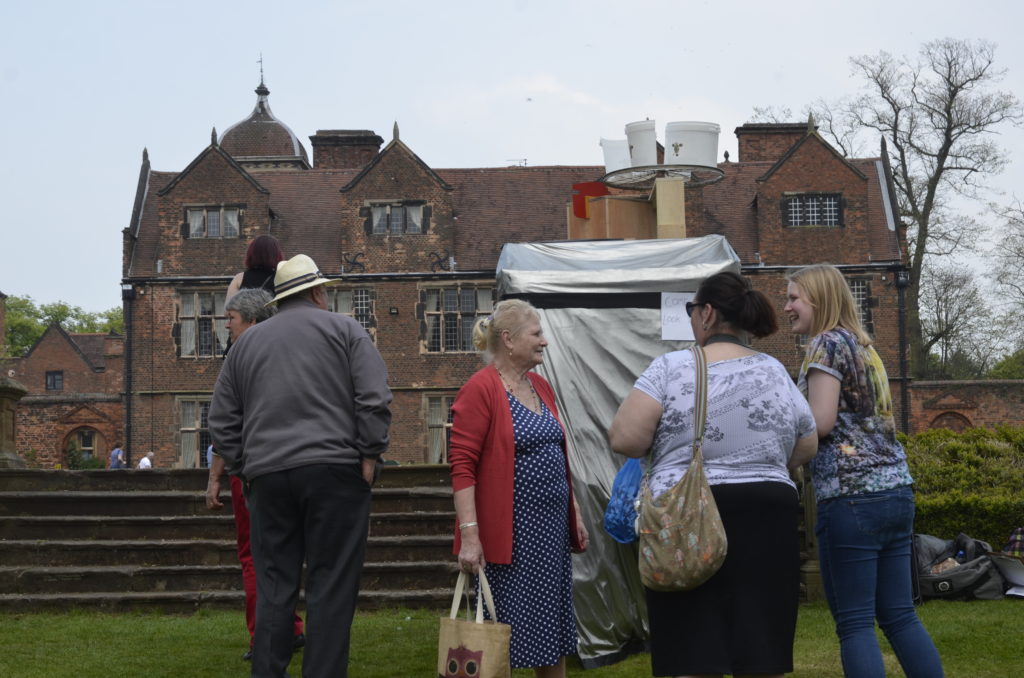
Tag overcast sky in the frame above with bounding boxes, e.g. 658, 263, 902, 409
2, 0, 1022, 312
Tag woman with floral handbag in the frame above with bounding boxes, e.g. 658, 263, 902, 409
610, 271, 818, 678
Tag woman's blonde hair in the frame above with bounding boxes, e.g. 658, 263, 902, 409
786, 263, 873, 346
472, 299, 539, 358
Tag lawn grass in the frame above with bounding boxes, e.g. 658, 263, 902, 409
0, 600, 1021, 677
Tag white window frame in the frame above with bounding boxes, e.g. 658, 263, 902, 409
328, 287, 376, 340
422, 285, 494, 353
370, 203, 424, 235
783, 193, 842, 227
425, 394, 456, 463
75, 427, 97, 459
178, 290, 228, 358
186, 206, 241, 238
178, 397, 212, 469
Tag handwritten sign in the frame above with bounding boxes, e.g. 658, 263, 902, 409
661, 292, 695, 341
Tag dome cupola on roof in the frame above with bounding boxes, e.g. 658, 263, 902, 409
219, 79, 310, 171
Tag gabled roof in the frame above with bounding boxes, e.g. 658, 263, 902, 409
759, 131, 868, 183
156, 144, 268, 197
342, 139, 453, 192
22, 324, 106, 370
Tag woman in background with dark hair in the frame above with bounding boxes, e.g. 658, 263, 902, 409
610, 271, 818, 678
227, 235, 285, 300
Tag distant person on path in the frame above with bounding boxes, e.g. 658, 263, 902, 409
206, 288, 304, 661
137, 452, 154, 469
108, 443, 126, 469
785, 263, 944, 678
210, 253, 392, 678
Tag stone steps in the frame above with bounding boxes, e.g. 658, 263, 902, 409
0, 535, 453, 567
0, 561, 459, 595
0, 487, 455, 516
0, 588, 454, 612
0, 467, 457, 610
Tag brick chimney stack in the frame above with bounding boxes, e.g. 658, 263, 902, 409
309, 130, 384, 169
733, 123, 815, 163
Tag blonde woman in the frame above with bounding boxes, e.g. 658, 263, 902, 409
448, 299, 588, 678
785, 264, 943, 678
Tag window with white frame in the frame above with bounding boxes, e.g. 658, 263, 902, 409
328, 287, 376, 339
782, 193, 842, 227
186, 206, 241, 238
848, 278, 872, 332
179, 398, 212, 469
178, 291, 228, 357
425, 394, 456, 463
73, 427, 97, 459
421, 286, 494, 353
794, 276, 872, 349
370, 203, 424, 234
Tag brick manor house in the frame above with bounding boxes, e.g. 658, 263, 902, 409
67, 79, 996, 469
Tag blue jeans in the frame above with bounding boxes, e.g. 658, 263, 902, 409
817, 486, 944, 678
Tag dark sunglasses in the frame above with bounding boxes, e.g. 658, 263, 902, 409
685, 301, 705, 317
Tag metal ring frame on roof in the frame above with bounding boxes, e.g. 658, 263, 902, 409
600, 164, 725, 191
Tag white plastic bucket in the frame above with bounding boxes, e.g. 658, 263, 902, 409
625, 120, 657, 167
600, 138, 632, 173
664, 121, 720, 167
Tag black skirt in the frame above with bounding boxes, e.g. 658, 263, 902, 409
645, 481, 801, 676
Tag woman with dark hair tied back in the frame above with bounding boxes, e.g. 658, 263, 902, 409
227, 235, 285, 300
449, 299, 589, 678
610, 271, 818, 678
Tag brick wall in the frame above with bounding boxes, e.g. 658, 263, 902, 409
908, 381, 1024, 433
10, 327, 124, 467
341, 144, 455, 274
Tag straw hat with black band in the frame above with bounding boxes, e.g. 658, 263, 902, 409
268, 254, 332, 304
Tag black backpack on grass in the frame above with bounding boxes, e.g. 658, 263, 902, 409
914, 533, 1006, 601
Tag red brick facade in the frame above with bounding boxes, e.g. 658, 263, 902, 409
7, 326, 124, 467
908, 381, 1024, 432
118, 86, 1020, 467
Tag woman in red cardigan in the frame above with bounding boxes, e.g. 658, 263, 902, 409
449, 299, 588, 678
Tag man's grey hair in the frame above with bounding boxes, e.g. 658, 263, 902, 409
225, 289, 276, 324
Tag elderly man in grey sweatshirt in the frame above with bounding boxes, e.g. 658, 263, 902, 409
210, 254, 392, 678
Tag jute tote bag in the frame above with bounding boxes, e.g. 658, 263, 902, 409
437, 569, 511, 678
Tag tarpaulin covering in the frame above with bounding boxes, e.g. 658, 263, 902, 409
495, 236, 740, 667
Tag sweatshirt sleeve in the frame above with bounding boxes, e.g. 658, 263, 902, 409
350, 334, 393, 459
209, 359, 244, 471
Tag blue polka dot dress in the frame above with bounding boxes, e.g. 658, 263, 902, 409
483, 392, 578, 668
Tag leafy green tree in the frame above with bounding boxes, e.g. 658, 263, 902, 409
987, 349, 1024, 379
3, 295, 124, 357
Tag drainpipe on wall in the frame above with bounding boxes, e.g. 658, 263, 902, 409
120, 283, 135, 466
894, 266, 911, 434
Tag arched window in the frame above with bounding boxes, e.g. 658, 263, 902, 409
929, 412, 971, 432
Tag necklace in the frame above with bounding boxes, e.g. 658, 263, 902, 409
704, 333, 750, 347
495, 366, 541, 412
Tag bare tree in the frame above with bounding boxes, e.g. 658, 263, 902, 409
812, 38, 1023, 376
991, 200, 1024, 308
917, 263, 1001, 378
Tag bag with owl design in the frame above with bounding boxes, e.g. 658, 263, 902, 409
437, 569, 511, 678
637, 345, 728, 592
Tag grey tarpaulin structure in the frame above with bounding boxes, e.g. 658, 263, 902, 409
495, 235, 740, 667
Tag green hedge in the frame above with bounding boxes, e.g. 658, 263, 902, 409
903, 426, 1024, 547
